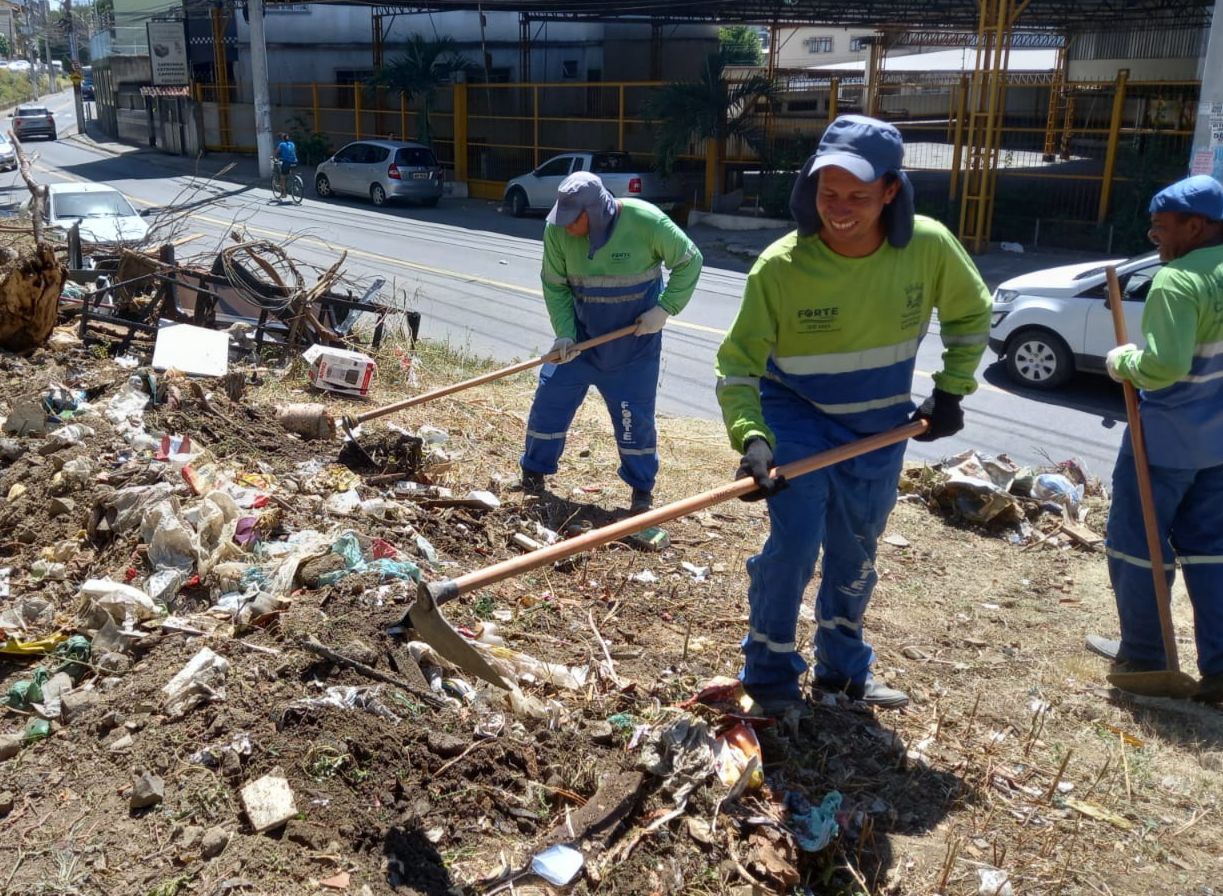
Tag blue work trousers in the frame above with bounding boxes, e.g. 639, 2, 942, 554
1106, 449, 1223, 677
742, 439, 901, 702
521, 350, 660, 492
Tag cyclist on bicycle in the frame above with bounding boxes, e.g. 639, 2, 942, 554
273, 132, 298, 195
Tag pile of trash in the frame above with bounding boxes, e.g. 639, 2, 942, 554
901, 450, 1106, 547
3, 336, 871, 894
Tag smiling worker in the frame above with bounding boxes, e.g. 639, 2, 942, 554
519, 172, 702, 514
715, 115, 992, 713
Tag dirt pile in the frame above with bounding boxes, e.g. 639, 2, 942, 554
1, 335, 1220, 896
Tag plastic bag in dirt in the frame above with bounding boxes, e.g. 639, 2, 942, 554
79, 579, 160, 628
46, 423, 95, 450
91, 482, 174, 540
530, 844, 585, 887
786, 790, 843, 852
1033, 473, 1083, 514
935, 476, 1023, 526
142, 500, 201, 572
162, 646, 229, 718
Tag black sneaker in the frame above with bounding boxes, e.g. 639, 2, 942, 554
818, 674, 909, 709
629, 488, 652, 515
516, 469, 546, 494
1196, 674, 1223, 704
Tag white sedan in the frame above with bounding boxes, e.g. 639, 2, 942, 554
988, 253, 1161, 389
36, 182, 150, 247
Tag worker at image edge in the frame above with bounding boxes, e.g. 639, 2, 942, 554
1103, 173, 1223, 704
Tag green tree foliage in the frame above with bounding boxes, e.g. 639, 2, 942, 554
0, 35, 10, 59
718, 26, 764, 66
643, 51, 774, 175
368, 35, 475, 147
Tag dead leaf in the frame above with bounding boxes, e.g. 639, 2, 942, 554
1063, 797, 1133, 830
320, 871, 350, 890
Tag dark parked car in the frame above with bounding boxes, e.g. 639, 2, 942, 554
11, 105, 56, 141
81, 78, 95, 100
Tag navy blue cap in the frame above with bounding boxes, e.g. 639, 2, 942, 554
790, 114, 916, 248
1149, 175, 1223, 221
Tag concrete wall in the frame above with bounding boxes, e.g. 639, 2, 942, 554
231, 6, 715, 84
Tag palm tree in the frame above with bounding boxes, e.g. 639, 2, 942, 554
370, 35, 474, 147
643, 51, 774, 188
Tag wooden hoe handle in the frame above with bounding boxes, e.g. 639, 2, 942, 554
1105, 266, 1180, 672
352, 324, 638, 426
447, 420, 929, 598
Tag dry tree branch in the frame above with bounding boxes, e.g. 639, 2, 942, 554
11, 132, 46, 244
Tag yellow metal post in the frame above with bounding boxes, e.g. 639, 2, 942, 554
1041, 44, 1067, 161
1097, 68, 1130, 224
311, 82, 320, 134
949, 74, 968, 200
400, 93, 408, 140
532, 85, 540, 167
210, 7, 230, 149
355, 84, 362, 139
828, 77, 838, 122
617, 84, 625, 150
453, 82, 468, 183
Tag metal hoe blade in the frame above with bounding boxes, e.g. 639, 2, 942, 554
403, 581, 508, 689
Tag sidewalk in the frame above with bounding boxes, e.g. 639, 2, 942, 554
67, 120, 266, 186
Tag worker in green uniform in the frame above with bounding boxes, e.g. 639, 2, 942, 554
520, 172, 703, 514
715, 115, 992, 712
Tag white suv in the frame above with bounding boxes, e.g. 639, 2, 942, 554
988, 253, 1161, 389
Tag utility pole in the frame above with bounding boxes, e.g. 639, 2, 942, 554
66, 0, 85, 132
1190, 0, 1223, 182
248, 0, 273, 177
41, 0, 54, 95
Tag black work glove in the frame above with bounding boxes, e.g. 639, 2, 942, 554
911, 389, 964, 442
735, 437, 788, 502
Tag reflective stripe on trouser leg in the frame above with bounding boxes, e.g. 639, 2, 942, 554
1166, 462, 1223, 677
740, 451, 830, 702
1105, 448, 1187, 669
812, 460, 899, 686
594, 349, 660, 492
521, 358, 593, 476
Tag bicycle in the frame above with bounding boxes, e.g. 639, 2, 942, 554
271, 160, 303, 204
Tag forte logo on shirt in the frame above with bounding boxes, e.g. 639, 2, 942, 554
796, 305, 840, 334
610, 251, 633, 265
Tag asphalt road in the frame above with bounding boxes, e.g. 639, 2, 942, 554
9, 90, 1129, 480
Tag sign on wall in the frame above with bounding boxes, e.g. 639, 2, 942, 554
147, 21, 189, 86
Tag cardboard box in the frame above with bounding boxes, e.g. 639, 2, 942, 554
302, 345, 376, 397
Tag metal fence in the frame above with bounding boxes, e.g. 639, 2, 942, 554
195, 71, 1200, 254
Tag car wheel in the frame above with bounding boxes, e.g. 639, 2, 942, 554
1005, 328, 1074, 389
507, 187, 528, 218
50, 132, 57, 140
315, 174, 333, 197
370, 184, 387, 207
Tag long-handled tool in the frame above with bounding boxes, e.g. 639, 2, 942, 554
1102, 266, 1199, 699
339, 324, 639, 440
397, 420, 928, 688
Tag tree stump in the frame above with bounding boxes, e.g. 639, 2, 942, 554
0, 244, 67, 351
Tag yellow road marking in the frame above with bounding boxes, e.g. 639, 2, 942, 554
40, 163, 1007, 394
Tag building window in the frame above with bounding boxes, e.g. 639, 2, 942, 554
850, 37, 872, 52
561, 59, 578, 79
804, 37, 834, 54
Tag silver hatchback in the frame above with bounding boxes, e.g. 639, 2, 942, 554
314, 140, 443, 207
